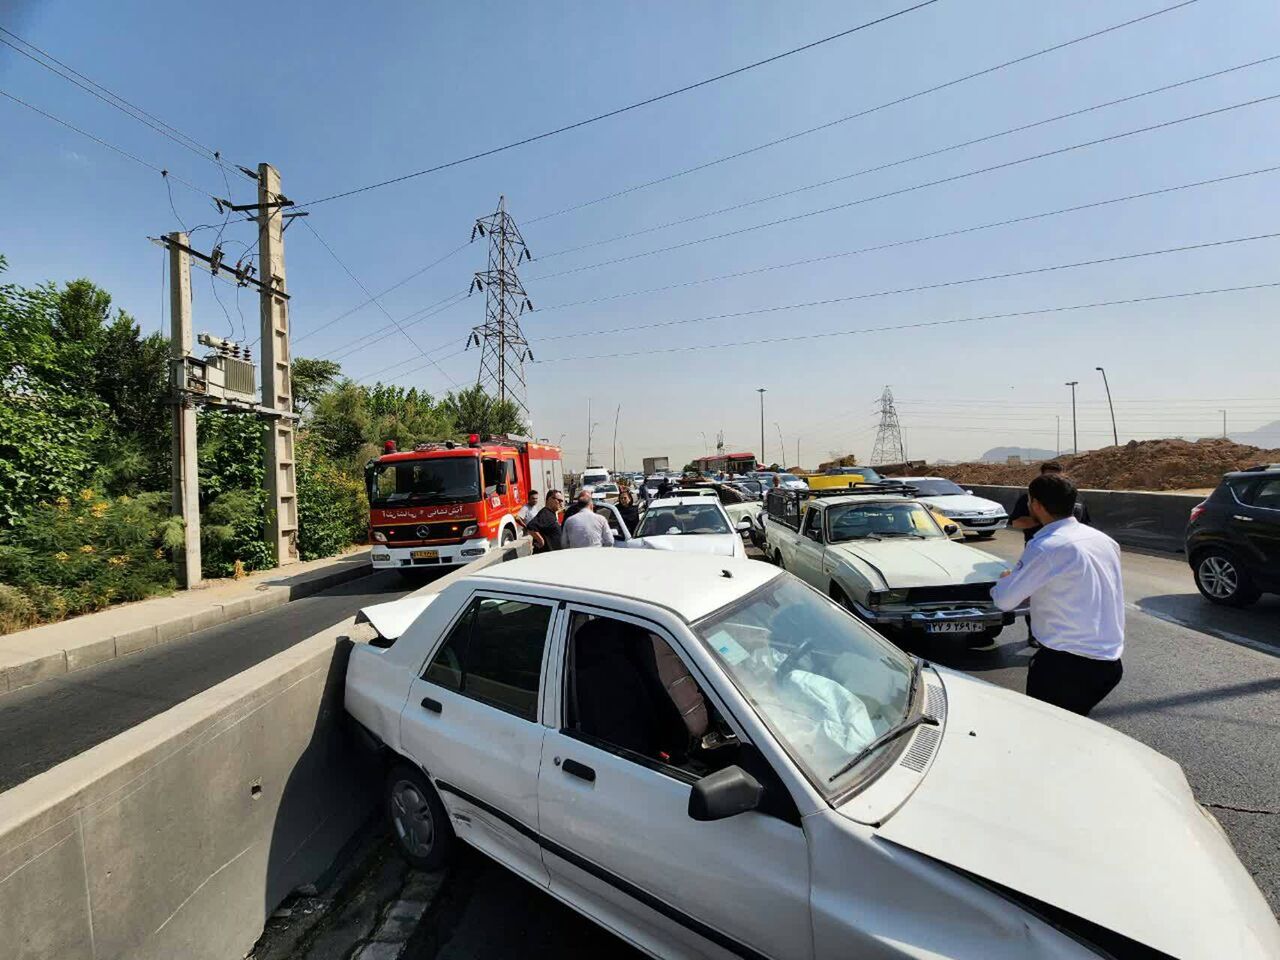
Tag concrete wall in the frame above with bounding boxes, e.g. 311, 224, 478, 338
0, 541, 530, 960
966, 485, 1203, 553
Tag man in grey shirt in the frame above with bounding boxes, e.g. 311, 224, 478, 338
563, 497, 615, 548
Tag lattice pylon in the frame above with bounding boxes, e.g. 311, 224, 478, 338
467, 195, 534, 419
870, 385, 907, 465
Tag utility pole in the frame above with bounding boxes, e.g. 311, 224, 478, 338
469, 196, 534, 420
1096, 366, 1118, 446
1220, 409, 1228, 439
871, 386, 906, 466
258, 163, 298, 566
612, 404, 621, 475
796, 439, 800, 470
1056, 416, 1061, 456
774, 422, 786, 467
757, 388, 766, 468
168, 232, 201, 588
1065, 381, 1079, 455
585, 398, 594, 468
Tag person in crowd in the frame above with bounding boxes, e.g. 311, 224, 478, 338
527, 490, 564, 553
564, 487, 593, 521
563, 495, 615, 548
656, 477, 673, 499
519, 490, 539, 525
615, 487, 640, 534
1010, 461, 1092, 647
991, 473, 1124, 716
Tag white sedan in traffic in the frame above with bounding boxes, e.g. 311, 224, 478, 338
896, 476, 1008, 539
345, 551, 1278, 960
630, 495, 750, 558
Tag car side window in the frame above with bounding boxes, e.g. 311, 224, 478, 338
1247, 478, 1280, 511
802, 507, 823, 541
563, 612, 739, 779
422, 596, 552, 722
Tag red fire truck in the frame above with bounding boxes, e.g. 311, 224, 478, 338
365, 434, 563, 574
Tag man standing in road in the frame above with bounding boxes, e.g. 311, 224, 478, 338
527, 490, 565, 553
991, 473, 1124, 716
1010, 462, 1091, 542
519, 490, 540, 524
563, 495, 615, 548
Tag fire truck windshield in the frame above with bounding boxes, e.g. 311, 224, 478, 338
369, 458, 481, 507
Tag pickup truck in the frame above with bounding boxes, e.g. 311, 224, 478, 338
763, 487, 1018, 643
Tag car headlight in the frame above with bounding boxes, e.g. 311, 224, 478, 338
372, 531, 388, 543
932, 506, 954, 516
868, 589, 909, 606
462, 524, 479, 537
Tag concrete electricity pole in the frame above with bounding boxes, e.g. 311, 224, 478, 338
757, 388, 766, 468
1096, 366, 1118, 446
168, 232, 201, 588
1065, 381, 1080, 454
257, 163, 298, 565
1220, 409, 1228, 439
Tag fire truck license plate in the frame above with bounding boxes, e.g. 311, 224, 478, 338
411, 549, 439, 560
926, 621, 983, 634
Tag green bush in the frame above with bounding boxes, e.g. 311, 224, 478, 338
0, 489, 178, 631
0, 583, 37, 634
296, 443, 368, 561
201, 487, 274, 578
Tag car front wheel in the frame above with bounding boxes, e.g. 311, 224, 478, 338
385, 763, 455, 871
1194, 550, 1260, 607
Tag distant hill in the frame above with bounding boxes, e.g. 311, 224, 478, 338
979, 446, 1058, 463
1228, 420, 1280, 449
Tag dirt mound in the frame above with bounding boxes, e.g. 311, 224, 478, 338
930, 438, 1280, 491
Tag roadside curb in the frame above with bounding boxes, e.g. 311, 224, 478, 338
0, 548, 374, 695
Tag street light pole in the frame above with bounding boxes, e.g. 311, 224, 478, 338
1095, 366, 1118, 446
1065, 381, 1079, 455
757, 388, 766, 468
1220, 409, 1227, 439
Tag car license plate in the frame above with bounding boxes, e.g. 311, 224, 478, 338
926, 621, 984, 634
410, 549, 439, 560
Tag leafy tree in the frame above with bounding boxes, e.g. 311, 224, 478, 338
292, 357, 342, 415
441, 384, 527, 438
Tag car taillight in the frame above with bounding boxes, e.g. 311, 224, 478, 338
1189, 502, 1207, 524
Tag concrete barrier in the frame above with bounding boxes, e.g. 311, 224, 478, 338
0, 538, 531, 960
965, 485, 1202, 553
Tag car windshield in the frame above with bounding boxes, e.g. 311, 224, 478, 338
909, 479, 966, 497
636, 503, 730, 536
368, 457, 480, 506
827, 501, 944, 541
696, 576, 913, 795
830, 466, 882, 482
595, 483, 619, 494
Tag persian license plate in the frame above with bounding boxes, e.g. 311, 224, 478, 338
926, 621, 984, 634
410, 549, 439, 560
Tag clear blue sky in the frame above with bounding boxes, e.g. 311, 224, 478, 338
3, 0, 1278, 469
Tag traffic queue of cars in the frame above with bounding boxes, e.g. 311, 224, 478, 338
346, 549, 1279, 960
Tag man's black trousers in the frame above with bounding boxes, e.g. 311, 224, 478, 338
1026, 646, 1122, 716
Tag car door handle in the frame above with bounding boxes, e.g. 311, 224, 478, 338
420, 696, 443, 714
1232, 515, 1255, 522
561, 758, 596, 783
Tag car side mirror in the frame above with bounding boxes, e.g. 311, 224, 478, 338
965, 489, 973, 495
688, 765, 763, 822
944, 523, 960, 536
805, 526, 822, 542
736, 518, 752, 532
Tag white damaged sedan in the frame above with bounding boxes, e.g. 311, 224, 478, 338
345, 551, 1279, 960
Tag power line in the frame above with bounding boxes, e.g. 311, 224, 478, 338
0, 28, 250, 177
528, 163, 1280, 316
534, 280, 1280, 363
296, 0, 942, 208
321, 292, 469, 363
0, 87, 215, 197
536, 54, 1280, 260
525, 91, 1280, 284
530, 232, 1280, 342
301, 218, 461, 387
292, 241, 473, 344
523, 0, 1204, 225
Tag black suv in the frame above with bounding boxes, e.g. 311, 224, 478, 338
1185, 465, 1280, 606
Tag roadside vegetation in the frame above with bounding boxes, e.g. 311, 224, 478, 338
0, 255, 525, 633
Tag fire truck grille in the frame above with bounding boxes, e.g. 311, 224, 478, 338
376, 521, 471, 545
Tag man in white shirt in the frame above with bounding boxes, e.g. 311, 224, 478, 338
991, 473, 1124, 716
518, 490, 540, 524
563, 497, 615, 548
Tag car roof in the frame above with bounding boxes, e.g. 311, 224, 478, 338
809, 493, 924, 507
475, 550, 778, 621
646, 495, 725, 508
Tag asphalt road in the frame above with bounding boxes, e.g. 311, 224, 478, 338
398, 532, 1280, 958
0, 569, 415, 793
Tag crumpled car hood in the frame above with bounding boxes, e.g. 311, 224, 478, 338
831, 538, 1008, 588
853, 669, 1280, 960
627, 534, 739, 557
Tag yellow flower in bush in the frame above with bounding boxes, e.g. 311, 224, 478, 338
117, 494, 132, 504
154, 548, 165, 560
79, 544, 95, 554
55, 496, 71, 511
107, 555, 129, 566
91, 502, 109, 518
79, 488, 95, 502
54, 551, 69, 562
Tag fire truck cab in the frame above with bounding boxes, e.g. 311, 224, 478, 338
365, 435, 562, 575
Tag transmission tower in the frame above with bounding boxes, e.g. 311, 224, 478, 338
870, 385, 907, 465
468, 196, 534, 418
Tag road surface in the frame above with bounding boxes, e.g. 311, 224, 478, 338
394, 531, 1280, 958
0, 569, 415, 793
